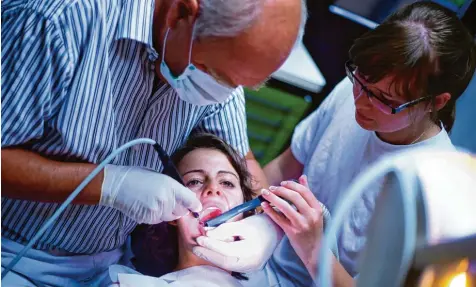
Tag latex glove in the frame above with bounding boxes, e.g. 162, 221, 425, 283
100, 164, 202, 224
261, 175, 324, 277
193, 213, 284, 273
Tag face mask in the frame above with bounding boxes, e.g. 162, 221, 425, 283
160, 28, 235, 106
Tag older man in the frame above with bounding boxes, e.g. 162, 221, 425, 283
1, 0, 305, 285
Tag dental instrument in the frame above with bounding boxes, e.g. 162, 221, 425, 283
1, 138, 196, 280
204, 181, 333, 228
153, 143, 199, 218
318, 148, 476, 287
203, 196, 267, 227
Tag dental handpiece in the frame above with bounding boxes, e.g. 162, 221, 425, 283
153, 143, 199, 218
203, 195, 267, 227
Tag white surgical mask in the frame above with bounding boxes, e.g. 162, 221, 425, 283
160, 27, 235, 106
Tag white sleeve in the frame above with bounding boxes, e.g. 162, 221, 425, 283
291, 78, 353, 164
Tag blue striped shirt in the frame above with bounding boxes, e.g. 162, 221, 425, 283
1, 0, 249, 254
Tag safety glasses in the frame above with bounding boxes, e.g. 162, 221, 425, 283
345, 61, 432, 115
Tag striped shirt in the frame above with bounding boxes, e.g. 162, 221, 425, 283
1, 0, 249, 254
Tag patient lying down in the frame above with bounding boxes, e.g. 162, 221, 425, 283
109, 134, 266, 287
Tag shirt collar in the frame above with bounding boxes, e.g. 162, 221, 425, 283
116, 0, 159, 59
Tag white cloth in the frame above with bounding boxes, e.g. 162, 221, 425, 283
1, 237, 123, 287
245, 250, 316, 287
285, 77, 455, 276
109, 265, 242, 287
109, 263, 300, 287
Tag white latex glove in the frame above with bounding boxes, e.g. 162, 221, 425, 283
100, 164, 202, 224
193, 213, 284, 273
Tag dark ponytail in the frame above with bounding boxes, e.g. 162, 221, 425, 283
436, 98, 456, 132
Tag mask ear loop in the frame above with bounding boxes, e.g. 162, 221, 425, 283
188, 24, 196, 65
162, 25, 195, 66
161, 28, 170, 63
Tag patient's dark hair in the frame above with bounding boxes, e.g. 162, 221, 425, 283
171, 133, 255, 203
131, 133, 256, 278
349, 1, 476, 132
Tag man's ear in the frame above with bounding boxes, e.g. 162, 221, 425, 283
433, 92, 451, 112
166, 0, 199, 29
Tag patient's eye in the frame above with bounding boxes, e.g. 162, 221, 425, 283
220, 180, 235, 188
186, 179, 203, 188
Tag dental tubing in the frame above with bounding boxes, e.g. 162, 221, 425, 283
2, 138, 167, 279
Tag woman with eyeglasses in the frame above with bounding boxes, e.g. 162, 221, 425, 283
259, 1, 476, 285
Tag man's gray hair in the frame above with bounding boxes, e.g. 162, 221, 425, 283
194, 0, 308, 47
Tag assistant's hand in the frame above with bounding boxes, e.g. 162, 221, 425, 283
100, 164, 202, 224
261, 175, 324, 272
192, 214, 284, 273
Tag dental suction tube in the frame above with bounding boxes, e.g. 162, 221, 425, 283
204, 196, 267, 227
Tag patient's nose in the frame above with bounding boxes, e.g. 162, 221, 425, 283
203, 182, 222, 197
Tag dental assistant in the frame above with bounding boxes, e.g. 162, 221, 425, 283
263, 2, 476, 286
1, 0, 304, 285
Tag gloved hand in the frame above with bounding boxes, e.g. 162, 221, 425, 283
261, 175, 324, 281
192, 213, 284, 273
100, 164, 202, 224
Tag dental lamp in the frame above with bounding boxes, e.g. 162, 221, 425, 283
319, 148, 476, 287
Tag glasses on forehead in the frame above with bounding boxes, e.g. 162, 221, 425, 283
345, 61, 433, 115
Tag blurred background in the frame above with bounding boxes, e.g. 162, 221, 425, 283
246, 0, 476, 165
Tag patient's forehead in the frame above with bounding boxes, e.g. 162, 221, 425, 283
178, 148, 238, 176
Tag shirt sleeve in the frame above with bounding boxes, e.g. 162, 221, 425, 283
291, 78, 353, 164
194, 86, 250, 156
1, 8, 72, 147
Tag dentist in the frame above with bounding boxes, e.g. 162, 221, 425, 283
1, 0, 306, 285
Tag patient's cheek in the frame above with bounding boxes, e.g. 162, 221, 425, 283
178, 215, 202, 244
198, 222, 206, 236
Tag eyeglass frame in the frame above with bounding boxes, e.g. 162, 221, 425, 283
345, 61, 433, 114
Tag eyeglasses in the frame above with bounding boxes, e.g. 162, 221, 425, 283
345, 61, 432, 115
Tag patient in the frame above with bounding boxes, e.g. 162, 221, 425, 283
109, 134, 262, 287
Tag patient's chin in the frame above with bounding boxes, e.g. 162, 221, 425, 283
177, 215, 202, 245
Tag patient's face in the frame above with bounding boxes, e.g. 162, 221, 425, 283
176, 148, 245, 246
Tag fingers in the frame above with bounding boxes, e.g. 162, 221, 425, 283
172, 204, 189, 218
205, 221, 242, 241
161, 214, 181, 222
261, 201, 290, 231
261, 188, 302, 226
195, 236, 233, 256
161, 194, 184, 222
298, 174, 310, 188
268, 185, 313, 217
174, 185, 202, 213
192, 246, 239, 270
281, 175, 321, 210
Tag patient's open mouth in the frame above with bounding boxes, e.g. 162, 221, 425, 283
199, 207, 223, 223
